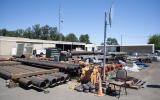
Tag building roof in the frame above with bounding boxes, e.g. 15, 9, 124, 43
0, 36, 86, 45
97, 44, 154, 47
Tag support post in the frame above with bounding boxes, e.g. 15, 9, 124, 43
103, 12, 107, 82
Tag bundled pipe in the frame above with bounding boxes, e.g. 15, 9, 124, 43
0, 61, 21, 66
71, 51, 103, 55
50, 72, 70, 83
28, 76, 49, 89
18, 78, 32, 87
0, 69, 11, 79
0, 58, 10, 61
39, 75, 57, 86
16, 59, 81, 70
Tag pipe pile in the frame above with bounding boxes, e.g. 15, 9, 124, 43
16, 59, 81, 75
0, 64, 59, 80
18, 72, 69, 89
28, 76, 49, 89
71, 51, 103, 55
0, 61, 21, 66
18, 78, 32, 87
98, 64, 123, 73
0, 69, 11, 79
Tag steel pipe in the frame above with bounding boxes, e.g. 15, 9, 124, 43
38, 75, 58, 86
0, 69, 11, 79
16, 59, 80, 70
28, 76, 49, 89
50, 72, 70, 83
18, 78, 32, 87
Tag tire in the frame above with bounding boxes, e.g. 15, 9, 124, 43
90, 89, 96, 93
83, 89, 89, 93
82, 84, 89, 90
74, 85, 83, 92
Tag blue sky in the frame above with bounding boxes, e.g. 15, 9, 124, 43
0, 0, 160, 45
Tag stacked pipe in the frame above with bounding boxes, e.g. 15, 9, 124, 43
16, 59, 81, 75
98, 64, 123, 73
18, 72, 70, 89
0, 57, 10, 61
105, 64, 123, 72
0, 69, 11, 79
0, 61, 21, 66
71, 51, 103, 55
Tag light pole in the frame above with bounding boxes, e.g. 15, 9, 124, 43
103, 12, 107, 82
103, 0, 116, 82
58, 4, 63, 41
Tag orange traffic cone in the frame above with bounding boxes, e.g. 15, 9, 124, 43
96, 73, 105, 96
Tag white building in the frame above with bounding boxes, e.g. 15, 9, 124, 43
0, 36, 86, 56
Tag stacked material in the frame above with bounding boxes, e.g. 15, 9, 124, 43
0, 64, 59, 80
0, 57, 10, 61
74, 82, 96, 93
71, 51, 103, 55
98, 64, 123, 73
0, 61, 21, 66
16, 59, 81, 75
0, 60, 71, 93
18, 72, 70, 89
124, 63, 141, 72
119, 60, 149, 72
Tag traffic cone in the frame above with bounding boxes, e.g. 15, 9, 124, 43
96, 73, 105, 96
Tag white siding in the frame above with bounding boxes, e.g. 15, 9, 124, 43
0, 41, 17, 56
33, 43, 55, 50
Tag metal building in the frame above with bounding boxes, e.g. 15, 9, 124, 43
0, 36, 85, 56
97, 44, 155, 54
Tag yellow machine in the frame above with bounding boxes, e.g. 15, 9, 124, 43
80, 63, 100, 85
90, 65, 99, 85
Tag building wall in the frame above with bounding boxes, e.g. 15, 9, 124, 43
97, 44, 154, 54
122, 45, 154, 54
85, 44, 98, 51
0, 40, 17, 56
33, 43, 55, 50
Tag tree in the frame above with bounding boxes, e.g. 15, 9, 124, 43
101, 37, 118, 45
23, 27, 33, 38
79, 34, 90, 43
32, 24, 42, 39
15, 29, 24, 37
0, 29, 7, 36
1, 24, 89, 42
65, 33, 78, 42
41, 25, 50, 40
148, 34, 160, 50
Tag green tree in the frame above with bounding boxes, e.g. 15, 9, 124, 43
148, 34, 160, 50
0, 29, 7, 36
23, 27, 33, 38
65, 33, 78, 42
101, 37, 118, 45
32, 24, 42, 39
79, 34, 90, 43
41, 25, 50, 40
15, 29, 24, 37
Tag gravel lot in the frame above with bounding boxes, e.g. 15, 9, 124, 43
0, 62, 160, 100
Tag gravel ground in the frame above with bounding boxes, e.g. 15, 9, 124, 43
0, 62, 160, 100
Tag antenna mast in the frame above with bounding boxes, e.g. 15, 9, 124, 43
58, 4, 62, 41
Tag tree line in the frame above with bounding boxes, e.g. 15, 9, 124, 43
0, 24, 90, 44
148, 34, 160, 50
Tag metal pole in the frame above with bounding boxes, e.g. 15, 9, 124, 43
58, 4, 61, 41
121, 34, 122, 52
103, 12, 107, 82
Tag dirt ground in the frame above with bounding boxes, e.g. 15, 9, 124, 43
0, 62, 160, 100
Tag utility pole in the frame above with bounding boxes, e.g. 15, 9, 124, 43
58, 4, 62, 41
103, 0, 116, 82
121, 34, 123, 52
103, 12, 107, 82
